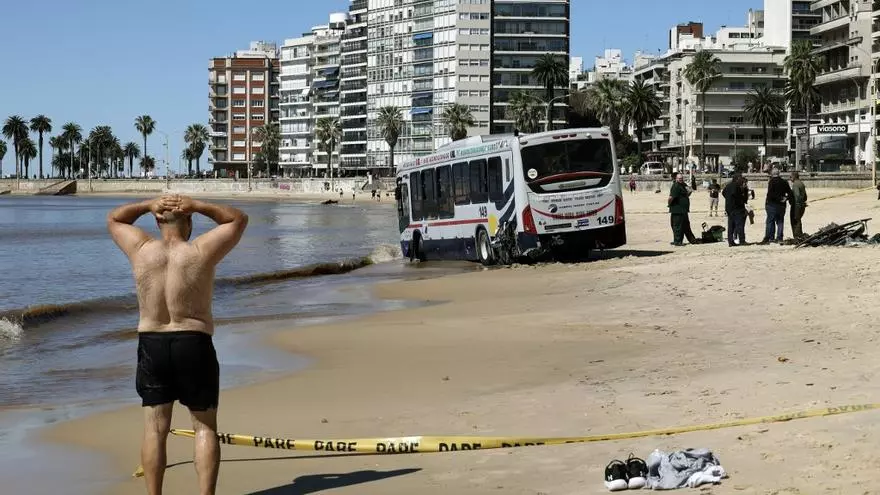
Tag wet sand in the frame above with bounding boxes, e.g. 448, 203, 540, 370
46, 185, 880, 494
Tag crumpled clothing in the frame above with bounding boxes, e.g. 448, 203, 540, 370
646, 448, 726, 490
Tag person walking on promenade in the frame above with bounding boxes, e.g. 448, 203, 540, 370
722, 174, 747, 246
708, 178, 721, 217
668, 172, 698, 246
760, 168, 792, 244
107, 194, 248, 495
628, 174, 637, 194
789, 171, 808, 239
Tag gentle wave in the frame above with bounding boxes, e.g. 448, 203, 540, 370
0, 244, 403, 329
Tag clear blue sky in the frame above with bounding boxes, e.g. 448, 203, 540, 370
0, 0, 761, 176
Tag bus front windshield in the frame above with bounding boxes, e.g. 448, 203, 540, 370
521, 138, 614, 192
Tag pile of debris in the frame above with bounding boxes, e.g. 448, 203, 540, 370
795, 218, 880, 248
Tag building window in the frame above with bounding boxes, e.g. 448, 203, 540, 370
232, 113, 246, 120
233, 126, 246, 134
252, 86, 265, 95
232, 153, 245, 160
232, 87, 246, 94
233, 140, 246, 147
253, 114, 265, 121
232, 72, 246, 81
252, 72, 265, 81
252, 100, 264, 107
232, 100, 246, 107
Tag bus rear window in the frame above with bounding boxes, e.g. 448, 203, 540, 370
522, 139, 613, 179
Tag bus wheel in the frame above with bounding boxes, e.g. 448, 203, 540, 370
409, 233, 425, 262
476, 228, 495, 266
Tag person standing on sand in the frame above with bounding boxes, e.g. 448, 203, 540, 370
760, 168, 792, 244
789, 171, 808, 239
668, 173, 698, 246
707, 178, 721, 217
722, 174, 747, 246
107, 194, 248, 495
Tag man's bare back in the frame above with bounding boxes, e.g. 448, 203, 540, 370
107, 194, 247, 495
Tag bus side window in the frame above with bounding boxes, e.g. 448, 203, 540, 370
504, 158, 510, 183
437, 165, 454, 219
469, 159, 488, 203
453, 162, 469, 205
422, 168, 437, 219
488, 156, 503, 202
410, 172, 422, 221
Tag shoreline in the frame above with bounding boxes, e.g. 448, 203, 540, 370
40, 189, 880, 494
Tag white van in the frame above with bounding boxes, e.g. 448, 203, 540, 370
641, 161, 663, 175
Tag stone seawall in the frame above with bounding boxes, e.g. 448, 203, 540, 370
0, 178, 394, 195
627, 173, 874, 193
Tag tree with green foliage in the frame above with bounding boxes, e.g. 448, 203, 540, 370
684, 51, 721, 168
123, 142, 140, 177
442, 103, 475, 141
21, 137, 37, 178
622, 79, 663, 165
587, 79, 628, 138
61, 122, 83, 179
745, 86, 785, 150
184, 123, 210, 175
315, 117, 342, 188
531, 54, 569, 129
508, 92, 542, 133
253, 122, 280, 177
0, 140, 7, 177
784, 40, 821, 172
2, 115, 29, 178
376, 106, 403, 171
134, 115, 156, 172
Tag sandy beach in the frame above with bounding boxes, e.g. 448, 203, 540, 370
44, 184, 880, 494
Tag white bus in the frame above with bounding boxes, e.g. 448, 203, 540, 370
394, 128, 626, 265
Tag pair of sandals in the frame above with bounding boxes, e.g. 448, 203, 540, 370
604, 454, 648, 491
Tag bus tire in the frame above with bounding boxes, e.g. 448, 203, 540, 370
476, 228, 495, 266
409, 233, 425, 262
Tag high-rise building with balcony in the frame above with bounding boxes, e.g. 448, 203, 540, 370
208, 41, 280, 177
491, 1, 571, 134
339, 0, 369, 173
365, 0, 490, 174
807, 0, 873, 170
278, 14, 347, 177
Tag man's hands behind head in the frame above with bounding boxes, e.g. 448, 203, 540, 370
151, 194, 196, 219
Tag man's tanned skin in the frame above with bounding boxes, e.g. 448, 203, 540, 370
108, 194, 247, 495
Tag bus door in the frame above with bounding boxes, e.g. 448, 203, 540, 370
396, 178, 410, 233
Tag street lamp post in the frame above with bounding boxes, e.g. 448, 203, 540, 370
682, 99, 689, 171
156, 130, 170, 190
544, 94, 569, 132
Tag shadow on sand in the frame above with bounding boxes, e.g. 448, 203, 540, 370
247, 468, 421, 494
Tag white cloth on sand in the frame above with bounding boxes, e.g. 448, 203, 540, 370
646, 448, 727, 490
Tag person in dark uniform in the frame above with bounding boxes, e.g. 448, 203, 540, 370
722, 173, 747, 246
668, 173, 698, 246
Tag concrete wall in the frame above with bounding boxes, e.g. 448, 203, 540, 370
0, 178, 395, 195
628, 173, 874, 193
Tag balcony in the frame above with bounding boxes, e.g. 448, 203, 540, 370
814, 63, 864, 86
810, 15, 849, 36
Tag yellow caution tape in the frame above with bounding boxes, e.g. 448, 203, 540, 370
132, 403, 879, 478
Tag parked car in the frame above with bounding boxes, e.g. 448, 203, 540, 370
641, 161, 664, 175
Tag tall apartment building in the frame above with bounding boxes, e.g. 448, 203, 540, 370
491, 0, 570, 134
364, 0, 491, 173
278, 15, 347, 177
761, 0, 821, 48
208, 42, 280, 177
809, 0, 873, 170
339, 0, 369, 172
632, 57, 672, 156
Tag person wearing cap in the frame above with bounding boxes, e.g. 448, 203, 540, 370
760, 168, 792, 244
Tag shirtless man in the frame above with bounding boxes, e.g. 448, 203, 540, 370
107, 194, 248, 495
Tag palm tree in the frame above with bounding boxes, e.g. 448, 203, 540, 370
20, 137, 37, 179
375, 106, 403, 172
61, 122, 82, 179
622, 79, 663, 165
0, 140, 6, 177
531, 54, 569, 129
123, 142, 140, 178
315, 117, 342, 189
48, 136, 64, 177
252, 122, 280, 177
2, 115, 29, 178
684, 50, 721, 169
182, 147, 195, 176
29, 115, 52, 178
183, 123, 210, 175
587, 79, 628, 137
745, 86, 785, 151
441, 103, 475, 141
134, 115, 156, 168
507, 91, 543, 133
110, 137, 124, 178
784, 40, 821, 172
